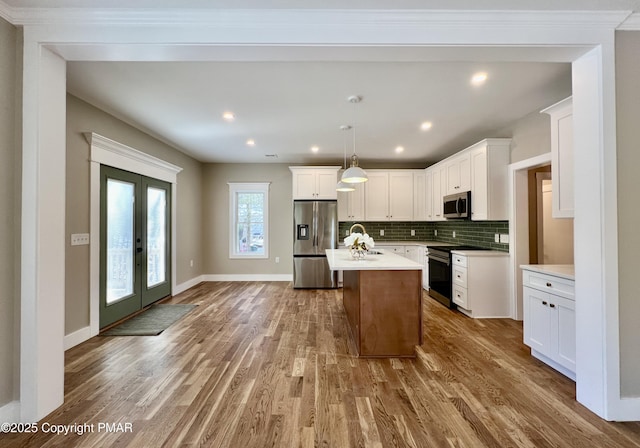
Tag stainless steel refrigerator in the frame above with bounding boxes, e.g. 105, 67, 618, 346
293, 200, 338, 289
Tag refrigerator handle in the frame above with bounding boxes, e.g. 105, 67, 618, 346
313, 201, 318, 246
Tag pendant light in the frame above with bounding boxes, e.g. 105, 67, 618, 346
336, 125, 355, 192
341, 95, 368, 184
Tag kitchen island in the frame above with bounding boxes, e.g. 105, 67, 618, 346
326, 248, 423, 358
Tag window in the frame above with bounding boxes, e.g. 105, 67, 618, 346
229, 182, 270, 259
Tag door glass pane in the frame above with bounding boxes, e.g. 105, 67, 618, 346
147, 187, 167, 288
106, 179, 135, 304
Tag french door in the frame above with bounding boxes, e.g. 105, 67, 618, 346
100, 166, 172, 328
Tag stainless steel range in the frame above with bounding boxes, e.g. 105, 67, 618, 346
427, 245, 482, 308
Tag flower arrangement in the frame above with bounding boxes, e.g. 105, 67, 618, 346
344, 232, 375, 259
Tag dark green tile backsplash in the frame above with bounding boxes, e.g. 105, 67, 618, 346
339, 220, 509, 252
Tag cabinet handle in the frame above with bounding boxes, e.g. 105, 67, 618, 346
546, 282, 552, 287
542, 301, 548, 306
550, 303, 556, 308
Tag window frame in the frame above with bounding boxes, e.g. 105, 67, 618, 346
228, 182, 270, 259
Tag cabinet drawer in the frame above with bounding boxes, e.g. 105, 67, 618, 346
452, 254, 467, 267
523, 270, 574, 299
452, 286, 468, 309
452, 265, 467, 288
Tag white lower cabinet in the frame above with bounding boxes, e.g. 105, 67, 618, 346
451, 252, 509, 318
522, 267, 576, 380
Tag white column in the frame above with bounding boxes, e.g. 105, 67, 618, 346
20, 39, 66, 421
572, 43, 624, 419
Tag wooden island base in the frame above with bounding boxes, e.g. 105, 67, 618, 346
343, 269, 423, 358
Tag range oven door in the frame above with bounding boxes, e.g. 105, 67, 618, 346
428, 250, 454, 308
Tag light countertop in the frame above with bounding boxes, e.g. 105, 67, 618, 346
452, 250, 508, 257
520, 264, 575, 281
326, 249, 423, 271
374, 240, 452, 247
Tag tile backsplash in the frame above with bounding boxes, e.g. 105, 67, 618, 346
339, 220, 509, 252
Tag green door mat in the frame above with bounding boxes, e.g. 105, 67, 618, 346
101, 304, 197, 336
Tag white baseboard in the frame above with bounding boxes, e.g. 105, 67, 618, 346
203, 274, 293, 282
174, 275, 205, 295
0, 400, 20, 423
64, 326, 93, 351
608, 396, 640, 421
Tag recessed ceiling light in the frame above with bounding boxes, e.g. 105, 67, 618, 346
471, 72, 488, 86
246, 139, 255, 146
223, 111, 235, 121
395, 146, 404, 154
420, 121, 433, 131
311, 146, 319, 153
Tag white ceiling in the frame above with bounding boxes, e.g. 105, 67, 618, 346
67, 59, 571, 165
7, 0, 634, 166
4, 0, 640, 10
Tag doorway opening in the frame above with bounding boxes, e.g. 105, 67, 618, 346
527, 165, 574, 265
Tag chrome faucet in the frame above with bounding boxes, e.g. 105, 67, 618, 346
349, 223, 367, 234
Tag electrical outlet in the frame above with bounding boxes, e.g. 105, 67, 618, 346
495, 233, 499, 243
380, 229, 385, 236
71, 233, 90, 246
452, 231, 456, 238
500, 234, 509, 244
345, 230, 349, 236
434, 229, 438, 236
411, 229, 415, 236
275, 257, 280, 263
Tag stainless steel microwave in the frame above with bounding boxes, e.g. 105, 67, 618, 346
443, 191, 471, 219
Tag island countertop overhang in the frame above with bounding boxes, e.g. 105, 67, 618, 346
325, 249, 423, 271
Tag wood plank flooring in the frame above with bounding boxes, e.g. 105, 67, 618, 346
3, 281, 640, 447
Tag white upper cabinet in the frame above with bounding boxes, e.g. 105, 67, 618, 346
424, 169, 433, 221
413, 170, 427, 221
290, 167, 340, 200
469, 139, 511, 221
427, 163, 447, 221
445, 153, 471, 195
338, 181, 365, 221
425, 138, 510, 222
364, 170, 414, 221
364, 171, 389, 220
541, 97, 574, 218
389, 171, 414, 221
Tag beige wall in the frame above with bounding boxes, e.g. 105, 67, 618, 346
615, 31, 640, 398
502, 108, 554, 164
202, 164, 293, 275
66, 95, 203, 335
0, 16, 18, 407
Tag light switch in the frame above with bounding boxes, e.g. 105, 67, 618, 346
71, 233, 90, 246
495, 234, 499, 243
500, 234, 509, 244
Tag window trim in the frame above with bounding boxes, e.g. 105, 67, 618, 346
228, 182, 270, 259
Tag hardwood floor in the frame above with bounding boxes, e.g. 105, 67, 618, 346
3, 281, 640, 447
